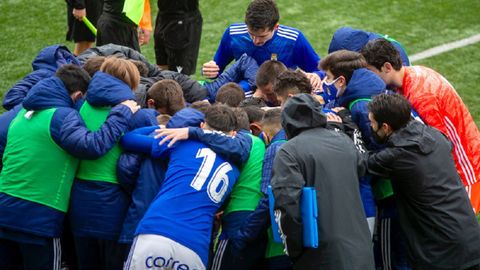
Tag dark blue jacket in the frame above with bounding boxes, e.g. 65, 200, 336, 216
117, 108, 204, 244
69, 72, 157, 241
3, 45, 80, 110
336, 68, 386, 150
328, 27, 410, 66
0, 76, 132, 243
329, 68, 386, 219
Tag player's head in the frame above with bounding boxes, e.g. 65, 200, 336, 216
55, 64, 91, 103
203, 104, 237, 135
82, 56, 106, 77
242, 106, 265, 136
255, 60, 287, 105
319, 50, 367, 97
260, 108, 282, 145
216, 82, 245, 107
100, 57, 140, 91
361, 39, 403, 85
273, 70, 312, 105
156, 114, 171, 126
245, 0, 280, 46
190, 100, 211, 114
147, 79, 186, 115
129, 59, 149, 77
368, 93, 411, 144
232, 108, 250, 132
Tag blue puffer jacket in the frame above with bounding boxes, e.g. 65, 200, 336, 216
328, 27, 410, 66
336, 68, 386, 149
326, 68, 386, 219
117, 108, 205, 244
68, 72, 157, 241
0, 76, 133, 243
3, 45, 80, 110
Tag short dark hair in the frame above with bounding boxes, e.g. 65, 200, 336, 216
245, 0, 279, 31
82, 56, 106, 77
273, 70, 312, 98
190, 101, 211, 114
261, 108, 282, 135
239, 97, 267, 108
232, 108, 250, 131
204, 104, 237, 133
55, 64, 91, 94
147, 79, 185, 115
243, 106, 265, 123
368, 93, 411, 130
256, 60, 287, 88
319, 50, 367, 84
361, 39, 403, 71
216, 83, 245, 107
129, 60, 149, 77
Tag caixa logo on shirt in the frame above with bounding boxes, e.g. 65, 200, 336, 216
145, 256, 197, 270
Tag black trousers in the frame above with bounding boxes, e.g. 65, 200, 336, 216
154, 10, 202, 75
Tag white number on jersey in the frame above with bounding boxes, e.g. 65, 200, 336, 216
190, 148, 232, 203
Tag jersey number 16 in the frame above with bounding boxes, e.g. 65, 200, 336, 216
190, 148, 232, 203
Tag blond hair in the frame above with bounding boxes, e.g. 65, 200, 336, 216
100, 57, 140, 90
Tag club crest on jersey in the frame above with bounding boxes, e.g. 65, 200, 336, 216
271, 53, 278, 61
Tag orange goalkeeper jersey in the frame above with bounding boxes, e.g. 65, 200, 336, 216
401, 66, 480, 213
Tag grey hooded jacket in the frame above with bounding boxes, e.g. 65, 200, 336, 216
271, 94, 375, 270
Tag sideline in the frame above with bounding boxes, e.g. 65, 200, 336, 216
410, 34, 480, 62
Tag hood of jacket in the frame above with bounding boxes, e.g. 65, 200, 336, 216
387, 121, 436, 154
22, 76, 75, 110
328, 27, 379, 53
31, 45, 80, 72
167, 108, 205, 128
337, 68, 386, 107
85, 72, 136, 107
281, 94, 326, 139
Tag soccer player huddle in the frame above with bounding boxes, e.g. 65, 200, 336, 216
1, 0, 480, 270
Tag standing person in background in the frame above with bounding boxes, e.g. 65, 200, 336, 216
66, 0, 104, 55
154, 0, 202, 75
96, 0, 152, 52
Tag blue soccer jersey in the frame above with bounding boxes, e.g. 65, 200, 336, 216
136, 139, 240, 266
213, 23, 321, 74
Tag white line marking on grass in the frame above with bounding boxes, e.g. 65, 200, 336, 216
410, 34, 480, 62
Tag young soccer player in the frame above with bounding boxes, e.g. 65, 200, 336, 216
272, 70, 313, 106
251, 60, 287, 107
68, 57, 157, 269
122, 105, 241, 270
146, 79, 186, 115
202, 0, 324, 89
117, 108, 206, 248
3, 45, 80, 110
328, 26, 410, 66
216, 82, 245, 107
231, 108, 293, 270
0, 64, 139, 269
361, 38, 480, 213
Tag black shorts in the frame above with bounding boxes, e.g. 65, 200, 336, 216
96, 13, 140, 52
66, 0, 103, 43
154, 11, 202, 75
